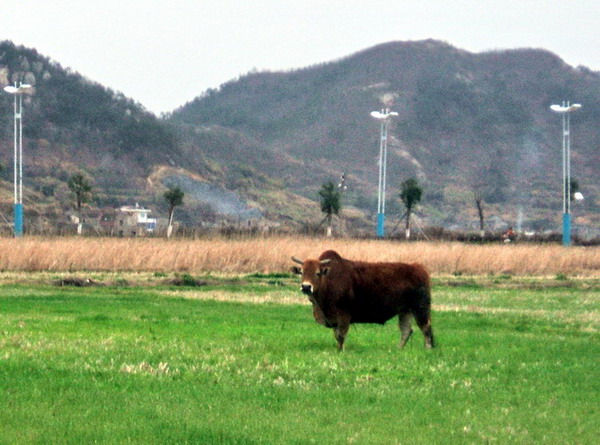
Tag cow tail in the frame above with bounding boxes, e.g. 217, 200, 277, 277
412, 284, 434, 348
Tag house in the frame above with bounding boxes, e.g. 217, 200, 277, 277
65, 209, 104, 235
99, 204, 157, 236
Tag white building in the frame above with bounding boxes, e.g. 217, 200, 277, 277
118, 203, 157, 233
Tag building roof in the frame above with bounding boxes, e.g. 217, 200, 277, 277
119, 203, 152, 214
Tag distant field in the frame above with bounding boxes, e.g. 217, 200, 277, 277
0, 236, 600, 276
1, 274, 598, 443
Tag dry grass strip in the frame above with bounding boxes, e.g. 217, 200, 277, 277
1, 236, 600, 276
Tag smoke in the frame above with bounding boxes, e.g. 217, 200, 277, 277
516, 206, 523, 232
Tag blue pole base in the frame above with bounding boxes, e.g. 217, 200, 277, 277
14, 203, 23, 237
376, 213, 385, 238
562, 213, 571, 246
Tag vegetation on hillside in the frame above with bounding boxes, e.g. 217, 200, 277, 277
0, 40, 178, 213
172, 40, 600, 234
2, 39, 600, 235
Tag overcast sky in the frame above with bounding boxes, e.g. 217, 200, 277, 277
1, 1, 599, 115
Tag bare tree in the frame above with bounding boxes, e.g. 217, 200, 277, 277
471, 170, 492, 239
474, 189, 485, 239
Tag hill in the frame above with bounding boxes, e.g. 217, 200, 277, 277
171, 40, 600, 236
1, 39, 600, 236
0, 41, 320, 232
0, 41, 186, 228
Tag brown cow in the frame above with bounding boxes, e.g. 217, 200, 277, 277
291, 250, 434, 350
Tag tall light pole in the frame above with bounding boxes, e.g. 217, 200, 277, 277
370, 108, 398, 237
4, 82, 32, 237
550, 102, 581, 246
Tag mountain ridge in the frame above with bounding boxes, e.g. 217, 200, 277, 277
170, 39, 600, 234
1, 39, 599, 236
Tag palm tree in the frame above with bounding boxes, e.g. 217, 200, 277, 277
164, 186, 184, 238
400, 178, 422, 240
67, 173, 92, 235
319, 181, 341, 237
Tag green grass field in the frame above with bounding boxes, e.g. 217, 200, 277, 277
1, 274, 599, 444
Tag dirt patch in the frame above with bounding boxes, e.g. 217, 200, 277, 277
165, 276, 209, 287
54, 277, 104, 287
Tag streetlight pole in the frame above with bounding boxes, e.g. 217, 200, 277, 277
370, 108, 398, 238
550, 102, 581, 246
4, 82, 32, 237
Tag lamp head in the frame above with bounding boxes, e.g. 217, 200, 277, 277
3, 84, 32, 95
370, 110, 398, 120
550, 104, 582, 113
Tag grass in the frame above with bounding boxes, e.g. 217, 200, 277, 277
1, 275, 599, 444
1, 236, 600, 276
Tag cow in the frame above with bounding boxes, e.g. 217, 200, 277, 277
291, 250, 434, 351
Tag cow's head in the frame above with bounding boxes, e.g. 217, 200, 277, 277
291, 256, 331, 296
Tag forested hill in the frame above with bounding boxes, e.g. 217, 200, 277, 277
0, 40, 200, 227
171, 40, 600, 233
1, 39, 600, 234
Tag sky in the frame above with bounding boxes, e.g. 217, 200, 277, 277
1, 1, 599, 115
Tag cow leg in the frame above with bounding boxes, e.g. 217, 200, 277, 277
399, 311, 414, 348
312, 303, 327, 326
413, 309, 434, 349
333, 316, 350, 351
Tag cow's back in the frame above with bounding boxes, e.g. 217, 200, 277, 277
346, 261, 430, 323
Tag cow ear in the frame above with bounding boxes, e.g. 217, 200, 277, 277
291, 266, 302, 275
320, 267, 330, 276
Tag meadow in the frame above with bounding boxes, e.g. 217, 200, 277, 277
1, 238, 599, 443
1, 271, 599, 444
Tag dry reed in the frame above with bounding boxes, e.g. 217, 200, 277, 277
0, 236, 599, 276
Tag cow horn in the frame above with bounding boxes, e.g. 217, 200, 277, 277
291, 256, 304, 265
320, 259, 331, 265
